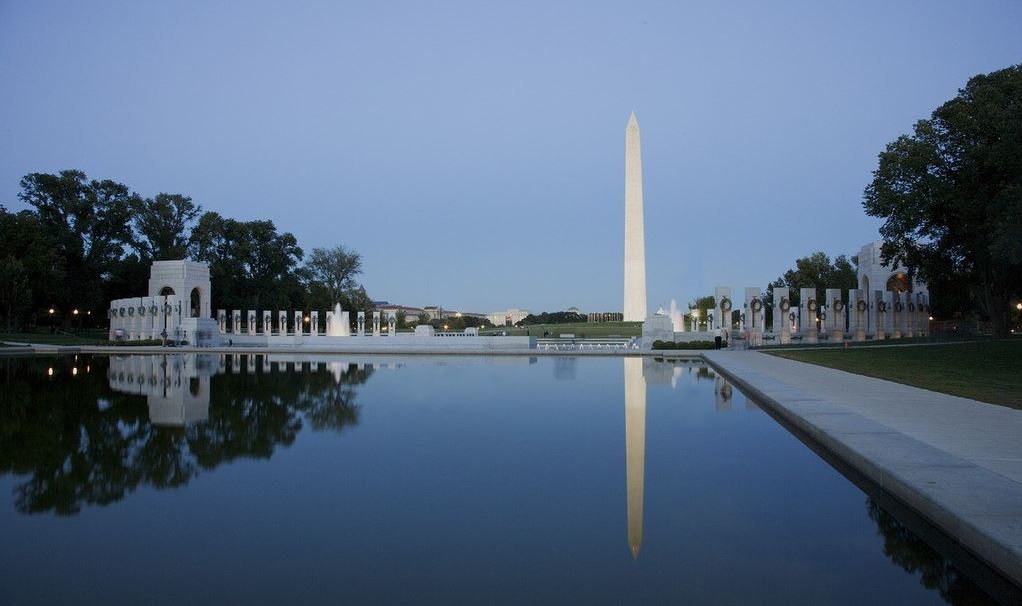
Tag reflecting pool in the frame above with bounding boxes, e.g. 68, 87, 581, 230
0, 354, 1009, 604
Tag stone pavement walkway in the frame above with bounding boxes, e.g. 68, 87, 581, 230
702, 350, 1022, 588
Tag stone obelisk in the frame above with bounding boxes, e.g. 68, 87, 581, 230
623, 112, 647, 322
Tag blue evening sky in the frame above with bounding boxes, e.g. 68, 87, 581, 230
1, 1, 1020, 314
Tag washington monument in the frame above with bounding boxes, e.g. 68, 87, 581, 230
623, 112, 647, 322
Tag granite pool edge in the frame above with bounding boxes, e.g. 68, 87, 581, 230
700, 351, 1022, 589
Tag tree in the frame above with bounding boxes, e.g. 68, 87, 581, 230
18, 170, 136, 324
864, 64, 1022, 336
305, 245, 363, 305
770, 252, 858, 306
131, 193, 201, 260
0, 207, 64, 325
0, 257, 31, 330
190, 212, 305, 312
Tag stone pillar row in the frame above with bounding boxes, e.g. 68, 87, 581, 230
705, 287, 930, 345
210, 309, 402, 336
109, 296, 185, 341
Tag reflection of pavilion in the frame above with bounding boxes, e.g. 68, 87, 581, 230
107, 354, 217, 426
624, 357, 646, 559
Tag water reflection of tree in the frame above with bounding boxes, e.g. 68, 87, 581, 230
0, 356, 372, 516
867, 499, 993, 605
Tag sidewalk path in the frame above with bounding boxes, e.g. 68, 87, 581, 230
702, 350, 1022, 588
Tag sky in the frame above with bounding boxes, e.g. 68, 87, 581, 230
1, 1, 1020, 314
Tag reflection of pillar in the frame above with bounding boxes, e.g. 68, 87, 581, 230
624, 358, 645, 559
714, 376, 733, 411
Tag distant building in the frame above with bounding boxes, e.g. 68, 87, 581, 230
856, 241, 929, 296
377, 304, 425, 318
567, 306, 581, 314
487, 308, 531, 326
588, 312, 624, 323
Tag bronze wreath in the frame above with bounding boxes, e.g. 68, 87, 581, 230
751, 299, 763, 312
856, 300, 867, 312
150, 305, 158, 315
877, 301, 887, 312
788, 311, 796, 322
895, 301, 904, 312
720, 297, 732, 311
128, 307, 134, 316
164, 303, 172, 314
779, 298, 790, 312
119, 307, 126, 317
908, 302, 916, 312
807, 298, 818, 312
833, 299, 843, 312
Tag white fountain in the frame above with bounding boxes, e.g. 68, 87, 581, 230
328, 303, 351, 337
669, 299, 685, 332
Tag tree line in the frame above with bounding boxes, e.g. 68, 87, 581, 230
0, 169, 371, 330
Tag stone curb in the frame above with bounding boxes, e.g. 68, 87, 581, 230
701, 351, 1022, 589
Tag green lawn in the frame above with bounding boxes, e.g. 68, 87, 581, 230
767, 339, 1022, 409
479, 321, 642, 338
0, 330, 106, 346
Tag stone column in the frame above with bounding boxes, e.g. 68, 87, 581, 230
311, 311, 319, 335
918, 294, 929, 337
873, 290, 886, 340
800, 287, 818, 344
849, 289, 866, 342
294, 312, 303, 335
357, 311, 365, 336
248, 311, 257, 335
372, 311, 381, 336
325, 311, 334, 335
744, 287, 763, 346
388, 312, 397, 336
279, 311, 288, 335
262, 311, 272, 335
217, 310, 226, 334
232, 310, 241, 334
772, 287, 791, 345
714, 287, 732, 337
885, 291, 899, 338
825, 288, 844, 342
905, 295, 915, 337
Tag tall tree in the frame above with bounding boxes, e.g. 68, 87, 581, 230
190, 212, 304, 312
0, 207, 64, 325
18, 170, 136, 323
0, 257, 31, 330
132, 193, 201, 260
864, 64, 1022, 336
305, 245, 363, 305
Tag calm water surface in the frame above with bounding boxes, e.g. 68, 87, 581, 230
0, 354, 1006, 604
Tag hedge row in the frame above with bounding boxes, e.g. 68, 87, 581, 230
652, 340, 716, 350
